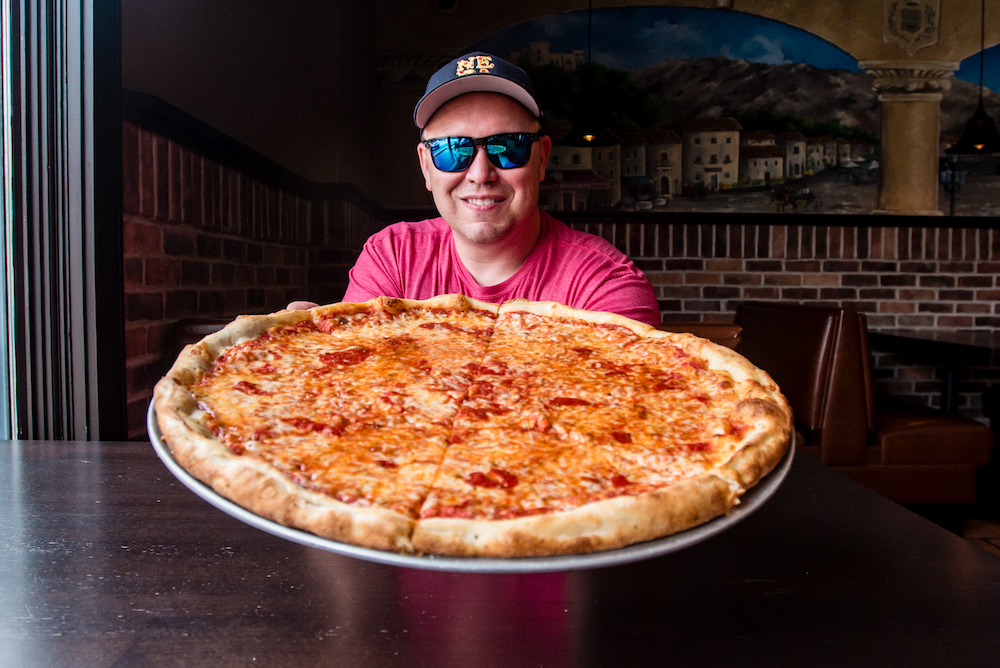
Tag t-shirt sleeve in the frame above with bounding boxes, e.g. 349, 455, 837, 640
578, 269, 662, 328
342, 232, 403, 302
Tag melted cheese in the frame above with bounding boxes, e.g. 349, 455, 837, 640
191, 307, 765, 522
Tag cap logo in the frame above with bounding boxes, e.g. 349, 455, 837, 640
456, 55, 495, 77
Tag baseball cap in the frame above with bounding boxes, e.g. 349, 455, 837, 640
413, 52, 542, 129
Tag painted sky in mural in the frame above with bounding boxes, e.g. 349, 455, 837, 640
471, 7, 1000, 93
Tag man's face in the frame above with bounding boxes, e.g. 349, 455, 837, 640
417, 93, 551, 246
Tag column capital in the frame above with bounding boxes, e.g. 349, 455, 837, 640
859, 61, 959, 97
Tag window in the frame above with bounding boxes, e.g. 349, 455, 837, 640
660, 152, 667, 161
609, 151, 614, 160
551, 155, 559, 166
693, 155, 702, 164
572, 154, 580, 165
694, 138, 701, 145
709, 155, 718, 164
710, 137, 717, 144
597, 152, 602, 160
793, 146, 800, 154
726, 137, 732, 143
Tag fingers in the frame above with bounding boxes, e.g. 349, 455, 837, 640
286, 301, 320, 311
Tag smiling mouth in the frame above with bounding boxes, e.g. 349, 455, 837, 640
464, 197, 504, 206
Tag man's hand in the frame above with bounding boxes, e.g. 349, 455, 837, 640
286, 301, 319, 311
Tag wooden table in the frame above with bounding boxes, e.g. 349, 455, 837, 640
868, 328, 999, 414
2, 440, 1000, 667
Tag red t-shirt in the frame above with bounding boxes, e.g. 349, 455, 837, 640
343, 212, 661, 327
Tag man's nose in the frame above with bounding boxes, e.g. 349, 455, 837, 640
464, 145, 497, 183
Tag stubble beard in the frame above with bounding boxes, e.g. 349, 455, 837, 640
450, 216, 517, 245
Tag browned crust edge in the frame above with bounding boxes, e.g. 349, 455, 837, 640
411, 473, 739, 557
154, 377, 416, 552
499, 299, 655, 337
153, 294, 792, 558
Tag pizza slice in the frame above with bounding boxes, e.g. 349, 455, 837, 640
413, 425, 741, 556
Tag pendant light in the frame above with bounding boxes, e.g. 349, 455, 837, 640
948, 0, 1000, 154
563, 0, 611, 145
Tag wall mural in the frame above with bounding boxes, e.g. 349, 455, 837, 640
470, 7, 1000, 217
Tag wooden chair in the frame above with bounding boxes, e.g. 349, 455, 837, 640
734, 301, 993, 504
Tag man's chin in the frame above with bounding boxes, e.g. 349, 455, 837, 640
450, 218, 515, 245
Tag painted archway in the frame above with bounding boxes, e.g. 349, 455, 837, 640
374, 0, 996, 212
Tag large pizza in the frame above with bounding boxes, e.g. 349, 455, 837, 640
153, 294, 791, 557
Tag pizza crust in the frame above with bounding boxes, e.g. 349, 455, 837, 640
153, 294, 792, 558
412, 474, 738, 557
156, 381, 416, 552
154, 303, 420, 553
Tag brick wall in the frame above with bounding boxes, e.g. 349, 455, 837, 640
123, 121, 383, 439
565, 219, 1000, 420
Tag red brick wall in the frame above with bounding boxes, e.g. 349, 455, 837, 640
566, 220, 1000, 419
123, 121, 382, 439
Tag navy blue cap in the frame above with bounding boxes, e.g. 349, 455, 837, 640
413, 52, 541, 129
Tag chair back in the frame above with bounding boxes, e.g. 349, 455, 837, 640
659, 321, 742, 349
734, 302, 870, 465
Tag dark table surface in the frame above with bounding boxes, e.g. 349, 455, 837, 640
2, 440, 1000, 667
869, 328, 1000, 358
868, 328, 999, 414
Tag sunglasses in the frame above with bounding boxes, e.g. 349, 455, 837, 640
422, 133, 542, 172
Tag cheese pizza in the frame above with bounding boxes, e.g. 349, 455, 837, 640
152, 294, 792, 557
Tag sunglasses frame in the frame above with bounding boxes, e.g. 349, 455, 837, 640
422, 132, 542, 172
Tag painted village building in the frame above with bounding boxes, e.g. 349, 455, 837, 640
837, 138, 853, 166
779, 131, 807, 179
806, 137, 826, 173
541, 133, 619, 211
643, 128, 682, 200
508, 41, 585, 70
738, 144, 785, 185
676, 117, 742, 195
621, 133, 655, 205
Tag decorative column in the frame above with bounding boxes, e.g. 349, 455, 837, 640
860, 61, 958, 215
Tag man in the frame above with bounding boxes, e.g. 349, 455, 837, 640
291, 52, 661, 327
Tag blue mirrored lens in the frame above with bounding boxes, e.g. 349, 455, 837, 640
485, 135, 532, 169
428, 137, 475, 172
425, 134, 538, 172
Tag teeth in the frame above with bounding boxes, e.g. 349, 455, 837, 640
466, 198, 499, 206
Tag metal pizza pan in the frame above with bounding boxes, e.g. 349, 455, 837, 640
148, 402, 794, 573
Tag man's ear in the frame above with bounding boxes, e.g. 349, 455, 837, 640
416, 142, 434, 191
538, 135, 553, 182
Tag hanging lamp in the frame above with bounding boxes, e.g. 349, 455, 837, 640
562, 0, 611, 145
948, 0, 1000, 154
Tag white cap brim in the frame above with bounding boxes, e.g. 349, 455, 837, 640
414, 77, 541, 129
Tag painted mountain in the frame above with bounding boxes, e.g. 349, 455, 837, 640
629, 56, 1000, 139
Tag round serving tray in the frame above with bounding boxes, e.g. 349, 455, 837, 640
148, 403, 793, 573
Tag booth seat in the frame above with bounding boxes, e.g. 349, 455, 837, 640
734, 302, 993, 504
